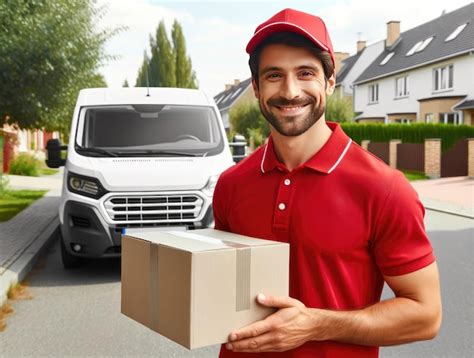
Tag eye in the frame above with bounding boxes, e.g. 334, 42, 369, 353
266, 73, 281, 80
299, 70, 315, 78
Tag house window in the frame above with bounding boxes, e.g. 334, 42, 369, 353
433, 65, 453, 91
406, 37, 433, 56
445, 23, 468, 42
425, 113, 433, 123
439, 112, 462, 125
395, 76, 409, 98
380, 52, 394, 65
368, 84, 379, 103
394, 118, 411, 124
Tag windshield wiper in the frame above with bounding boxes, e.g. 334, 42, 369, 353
75, 146, 119, 157
115, 150, 202, 157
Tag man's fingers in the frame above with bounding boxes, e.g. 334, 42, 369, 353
257, 293, 304, 309
228, 319, 272, 342
226, 332, 278, 352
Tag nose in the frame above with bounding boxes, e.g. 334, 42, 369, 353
279, 75, 301, 100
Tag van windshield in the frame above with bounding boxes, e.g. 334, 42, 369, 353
75, 105, 225, 157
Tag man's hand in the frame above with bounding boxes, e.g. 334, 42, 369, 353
225, 293, 316, 353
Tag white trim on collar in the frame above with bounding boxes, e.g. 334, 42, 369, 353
260, 143, 269, 174
327, 139, 352, 174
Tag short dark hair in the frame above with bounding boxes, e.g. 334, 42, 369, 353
248, 32, 334, 85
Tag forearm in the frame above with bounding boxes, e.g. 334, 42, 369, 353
309, 296, 441, 346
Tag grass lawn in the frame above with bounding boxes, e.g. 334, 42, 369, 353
0, 190, 47, 222
39, 168, 59, 176
403, 170, 429, 181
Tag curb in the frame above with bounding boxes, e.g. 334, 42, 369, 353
0, 216, 59, 306
420, 196, 474, 219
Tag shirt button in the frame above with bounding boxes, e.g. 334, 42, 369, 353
284, 179, 291, 186
278, 203, 286, 210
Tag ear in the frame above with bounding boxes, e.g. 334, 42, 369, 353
326, 73, 336, 96
251, 78, 260, 99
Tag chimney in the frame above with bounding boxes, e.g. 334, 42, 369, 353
386, 21, 400, 47
225, 84, 233, 91
334, 52, 350, 75
234, 79, 240, 86
357, 40, 366, 53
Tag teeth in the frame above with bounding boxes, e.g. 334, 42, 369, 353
279, 105, 303, 111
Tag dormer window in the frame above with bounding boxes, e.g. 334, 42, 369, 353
380, 52, 395, 65
406, 36, 433, 56
445, 23, 468, 42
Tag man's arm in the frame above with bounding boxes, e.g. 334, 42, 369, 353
226, 262, 442, 353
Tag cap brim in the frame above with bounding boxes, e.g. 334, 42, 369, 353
245, 22, 330, 55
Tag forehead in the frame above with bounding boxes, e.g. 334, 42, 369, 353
258, 43, 324, 70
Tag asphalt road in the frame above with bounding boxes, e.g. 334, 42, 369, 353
1, 210, 472, 357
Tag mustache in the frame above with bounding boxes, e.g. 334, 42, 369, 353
267, 96, 315, 107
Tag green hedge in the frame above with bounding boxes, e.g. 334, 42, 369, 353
341, 123, 474, 151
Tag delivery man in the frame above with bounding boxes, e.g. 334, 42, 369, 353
212, 8, 442, 358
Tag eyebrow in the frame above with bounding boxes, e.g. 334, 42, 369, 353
259, 64, 322, 76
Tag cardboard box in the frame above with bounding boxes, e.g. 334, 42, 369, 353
121, 228, 289, 349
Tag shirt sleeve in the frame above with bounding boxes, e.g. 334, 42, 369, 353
212, 176, 230, 231
372, 171, 436, 276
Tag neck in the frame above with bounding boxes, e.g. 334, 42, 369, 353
271, 118, 332, 171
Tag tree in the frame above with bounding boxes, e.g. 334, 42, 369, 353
122, 79, 130, 87
172, 20, 197, 89
148, 20, 175, 87
229, 101, 270, 147
137, 19, 197, 88
0, 0, 121, 135
135, 51, 150, 87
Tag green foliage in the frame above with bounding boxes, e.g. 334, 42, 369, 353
122, 79, 130, 87
8, 153, 41, 177
325, 95, 353, 123
341, 123, 474, 151
0, 189, 47, 222
229, 101, 270, 147
0, 0, 121, 135
172, 20, 198, 89
0, 175, 9, 194
137, 19, 197, 88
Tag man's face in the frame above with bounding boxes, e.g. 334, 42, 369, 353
253, 43, 334, 137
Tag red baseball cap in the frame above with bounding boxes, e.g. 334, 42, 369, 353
246, 8, 335, 67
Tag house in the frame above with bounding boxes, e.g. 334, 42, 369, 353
214, 78, 254, 132
335, 40, 385, 99
353, 3, 474, 125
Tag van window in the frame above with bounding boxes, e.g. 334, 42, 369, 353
75, 105, 224, 157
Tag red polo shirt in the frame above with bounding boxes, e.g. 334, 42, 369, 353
213, 122, 435, 358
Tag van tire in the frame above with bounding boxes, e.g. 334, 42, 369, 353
60, 234, 86, 269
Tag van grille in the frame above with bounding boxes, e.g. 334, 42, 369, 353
104, 194, 204, 223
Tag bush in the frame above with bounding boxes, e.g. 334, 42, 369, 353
229, 101, 270, 140
8, 153, 41, 177
325, 95, 353, 122
341, 123, 474, 152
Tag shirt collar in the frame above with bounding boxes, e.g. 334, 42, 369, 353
260, 122, 352, 174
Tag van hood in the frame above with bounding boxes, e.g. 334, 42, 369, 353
69, 156, 232, 192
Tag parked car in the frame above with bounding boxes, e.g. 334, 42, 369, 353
46, 87, 238, 268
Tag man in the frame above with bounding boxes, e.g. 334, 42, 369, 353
213, 8, 441, 357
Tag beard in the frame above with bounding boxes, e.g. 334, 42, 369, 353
259, 95, 325, 137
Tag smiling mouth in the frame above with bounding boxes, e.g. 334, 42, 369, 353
275, 103, 310, 113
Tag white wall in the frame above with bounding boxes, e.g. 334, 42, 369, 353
354, 53, 474, 119
340, 41, 384, 96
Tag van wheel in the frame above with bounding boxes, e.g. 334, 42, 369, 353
60, 235, 86, 269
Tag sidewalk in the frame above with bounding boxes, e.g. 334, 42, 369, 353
0, 171, 62, 305
411, 176, 474, 218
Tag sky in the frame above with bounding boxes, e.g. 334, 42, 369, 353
96, 0, 472, 98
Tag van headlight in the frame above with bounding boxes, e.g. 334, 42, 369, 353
201, 174, 220, 197
67, 172, 107, 199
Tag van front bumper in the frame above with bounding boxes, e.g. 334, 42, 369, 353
61, 200, 214, 259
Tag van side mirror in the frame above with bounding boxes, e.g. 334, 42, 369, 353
229, 134, 247, 163
46, 139, 67, 168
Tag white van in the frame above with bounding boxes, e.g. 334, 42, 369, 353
46, 87, 237, 268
